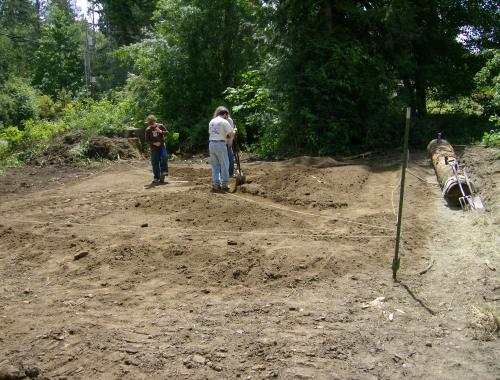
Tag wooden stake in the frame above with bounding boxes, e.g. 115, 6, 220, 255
393, 107, 411, 280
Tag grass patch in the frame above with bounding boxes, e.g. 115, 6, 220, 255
464, 212, 500, 260
469, 305, 500, 341
461, 212, 500, 340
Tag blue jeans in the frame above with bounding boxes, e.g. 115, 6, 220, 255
150, 145, 168, 180
209, 141, 229, 186
226, 144, 234, 176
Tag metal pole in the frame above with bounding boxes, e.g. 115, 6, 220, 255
393, 107, 411, 280
85, 23, 91, 95
83, 50, 88, 98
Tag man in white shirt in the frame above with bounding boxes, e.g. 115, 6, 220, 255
209, 107, 234, 192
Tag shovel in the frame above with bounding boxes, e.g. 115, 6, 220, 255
448, 159, 479, 210
462, 166, 484, 210
232, 137, 246, 186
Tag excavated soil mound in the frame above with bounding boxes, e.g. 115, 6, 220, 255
34, 129, 142, 166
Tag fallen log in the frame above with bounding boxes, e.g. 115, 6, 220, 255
427, 138, 472, 206
341, 151, 376, 161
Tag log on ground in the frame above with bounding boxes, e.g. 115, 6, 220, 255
427, 139, 471, 206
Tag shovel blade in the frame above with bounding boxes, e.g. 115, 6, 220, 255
459, 195, 484, 211
235, 171, 246, 186
473, 195, 484, 209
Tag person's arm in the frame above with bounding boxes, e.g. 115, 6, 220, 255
226, 127, 235, 148
145, 128, 153, 146
156, 125, 169, 136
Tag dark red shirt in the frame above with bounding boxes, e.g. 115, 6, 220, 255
145, 123, 169, 151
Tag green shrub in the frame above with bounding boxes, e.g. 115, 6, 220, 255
188, 119, 210, 150
482, 129, 500, 146
0, 77, 40, 129
166, 132, 180, 151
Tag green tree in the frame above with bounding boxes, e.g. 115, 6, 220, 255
118, 0, 259, 146
358, 0, 499, 117
32, 4, 85, 98
475, 50, 500, 112
0, 0, 39, 85
95, 0, 157, 47
258, 0, 402, 154
250, 0, 500, 155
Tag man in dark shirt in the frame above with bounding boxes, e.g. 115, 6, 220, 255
145, 115, 170, 183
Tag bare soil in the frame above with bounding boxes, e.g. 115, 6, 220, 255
0, 141, 499, 380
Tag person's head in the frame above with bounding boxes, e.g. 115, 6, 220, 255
214, 106, 229, 118
218, 109, 229, 119
146, 115, 157, 125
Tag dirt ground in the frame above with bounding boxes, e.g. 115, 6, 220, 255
0, 141, 499, 380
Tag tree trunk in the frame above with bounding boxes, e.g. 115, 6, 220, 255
427, 138, 471, 206
323, 0, 333, 32
415, 72, 427, 116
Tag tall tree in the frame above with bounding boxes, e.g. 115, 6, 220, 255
95, 0, 157, 47
0, 0, 39, 84
260, 0, 400, 154
254, 0, 500, 154
32, 3, 85, 98
357, 0, 500, 116
118, 0, 259, 142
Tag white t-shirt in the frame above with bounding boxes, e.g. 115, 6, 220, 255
209, 116, 233, 141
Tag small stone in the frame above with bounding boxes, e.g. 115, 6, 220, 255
141, 223, 148, 228
74, 251, 89, 260
24, 366, 40, 378
425, 341, 432, 347
228, 240, 238, 245
0, 364, 25, 380
192, 354, 206, 364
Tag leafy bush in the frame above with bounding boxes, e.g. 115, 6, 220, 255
38, 95, 56, 119
66, 98, 125, 137
0, 77, 40, 129
188, 119, 210, 150
0, 118, 68, 163
481, 129, 500, 146
117, 75, 163, 128
474, 50, 500, 114
166, 132, 180, 151
481, 114, 500, 146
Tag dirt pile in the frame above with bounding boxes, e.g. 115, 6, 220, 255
462, 146, 500, 223
34, 129, 142, 166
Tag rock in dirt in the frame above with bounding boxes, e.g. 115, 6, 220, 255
361, 296, 386, 309
0, 363, 25, 380
191, 354, 206, 365
74, 251, 89, 260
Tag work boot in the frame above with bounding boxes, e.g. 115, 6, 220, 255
160, 171, 168, 182
211, 185, 222, 192
221, 185, 230, 192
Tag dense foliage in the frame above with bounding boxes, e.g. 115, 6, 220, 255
1, 0, 500, 164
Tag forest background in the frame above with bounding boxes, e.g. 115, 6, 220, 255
1, 0, 500, 164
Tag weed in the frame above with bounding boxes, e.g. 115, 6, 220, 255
469, 305, 500, 341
